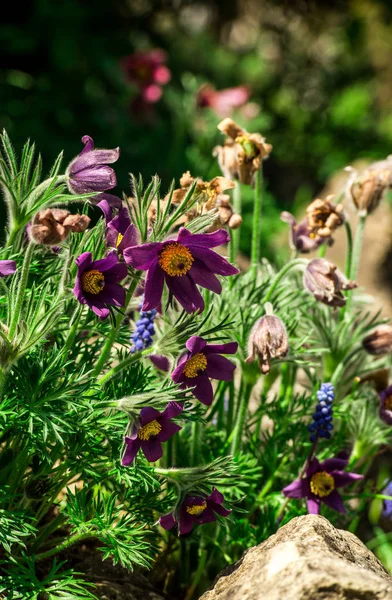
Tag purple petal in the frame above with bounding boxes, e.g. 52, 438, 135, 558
282, 478, 307, 499
124, 243, 162, 269
331, 472, 364, 488
90, 250, 119, 273
186, 336, 207, 354
161, 401, 184, 420
208, 487, 224, 505
149, 355, 170, 372
69, 166, 117, 192
181, 228, 230, 248
103, 263, 128, 284
159, 512, 177, 531
166, 275, 204, 313
158, 421, 181, 442
212, 504, 231, 518
189, 260, 222, 293
97, 199, 113, 223
143, 259, 164, 311
142, 439, 163, 462
188, 246, 239, 276
320, 458, 348, 472
118, 224, 139, 252
197, 509, 217, 525
72, 143, 120, 172
99, 283, 125, 307
191, 375, 214, 406
121, 438, 141, 465
98, 193, 122, 208
85, 296, 110, 320
204, 341, 238, 355
80, 135, 94, 154
0, 260, 16, 277
140, 406, 161, 425
178, 512, 195, 536
307, 496, 321, 514
73, 276, 86, 303
306, 457, 321, 478
109, 208, 131, 234
205, 354, 236, 381
322, 489, 346, 513
75, 252, 92, 272
171, 355, 188, 383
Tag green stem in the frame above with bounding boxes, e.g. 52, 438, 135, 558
229, 184, 242, 265
0, 368, 7, 400
264, 259, 309, 304
34, 532, 93, 562
190, 422, 201, 466
97, 347, 153, 387
62, 306, 82, 357
231, 381, 253, 455
318, 244, 327, 258
8, 241, 34, 340
251, 168, 263, 277
344, 220, 353, 279
343, 214, 366, 316
91, 274, 141, 378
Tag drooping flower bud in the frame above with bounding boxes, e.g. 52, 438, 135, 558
304, 258, 357, 307
363, 325, 392, 356
30, 209, 90, 245
346, 159, 392, 215
246, 306, 288, 374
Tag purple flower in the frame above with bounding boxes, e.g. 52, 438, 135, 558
66, 136, 120, 195
304, 258, 357, 307
379, 385, 392, 425
282, 456, 363, 515
0, 260, 16, 277
281, 212, 327, 253
171, 336, 237, 406
121, 402, 183, 464
124, 228, 239, 313
106, 209, 138, 255
159, 487, 231, 535
73, 250, 127, 319
382, 481, 392, 518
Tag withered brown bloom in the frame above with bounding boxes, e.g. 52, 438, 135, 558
303, 258, 357, 307
362, 325, 392, 356
30, 209, 90, 245
213, 118, 272, 185
246, 311, 288, 374
306, 196, 345, 238
169, 172, 241, 231
346, 158, 392, 215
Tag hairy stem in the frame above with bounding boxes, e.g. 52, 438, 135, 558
251, 168, 263, 277
263, 258, 309, 304
231, 381, 253, 455
8, 241, 34, 340
34, 532, 93, 561
229, 183, 242, 266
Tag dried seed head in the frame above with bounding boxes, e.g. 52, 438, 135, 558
30, 209, 90, 245
363, 325, 392, 356
304, 258, 357, 307
246, 313, 288, 374
306, 196, 345, 239
346, 160, 392, 215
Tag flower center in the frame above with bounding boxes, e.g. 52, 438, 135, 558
183, 353, 208, 378
384, 394, 392, 411
235, 135, 257, 158
186, 501, 207, 516
310, 471, 335, 498
159, 243, 194, 277
116, 233, 124, 247
138, 419, 162, 441
81, 270, 105, 295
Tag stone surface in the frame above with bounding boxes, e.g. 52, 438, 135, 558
199, 515, 392, 600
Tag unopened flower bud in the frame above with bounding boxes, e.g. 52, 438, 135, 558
30, 209, 90, 245
363, 325, 392, 356
246, 310, 288, 374
304, 258, 357, 307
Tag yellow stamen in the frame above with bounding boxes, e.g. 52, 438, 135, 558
116, 233, 124, 247
310, 471, 335, 498
183, 352, 208, 378
159, 243, 194, 277
384, 395, 392, 411
81, 270, 105, 295
138, 419, 162, 441
186, 501, 207, 515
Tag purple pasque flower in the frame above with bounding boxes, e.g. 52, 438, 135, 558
281, 212, 327, 253
66, 135, 120, 195
283, 456, 363, 515
379, 385, 392, 425
97, 198, 138, 254
73, 250, 127, 319
171, 336, 238, 406
121, 402, 183, 464
124, 228, 239, 313
0, 260, 16, 277
159, 487, 231, 536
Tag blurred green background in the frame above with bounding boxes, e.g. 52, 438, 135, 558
1, 0, 392, 259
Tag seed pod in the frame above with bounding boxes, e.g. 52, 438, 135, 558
30, 209, 90, 245
347, 160, 392, 215
304, 258, 357, 307
363, 325, 392, 356
246, 314, 288, 374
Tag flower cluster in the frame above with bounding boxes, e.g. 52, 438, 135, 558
130, 304, 157, 353
308, 383, 334, 442
122, 49, 171, 104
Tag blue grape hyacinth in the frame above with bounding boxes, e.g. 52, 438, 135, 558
308, 382, 334, 442
130, 304, 157, 353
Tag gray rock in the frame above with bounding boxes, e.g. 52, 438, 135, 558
199, 515, 392, 600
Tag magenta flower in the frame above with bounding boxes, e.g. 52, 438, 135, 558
283, 457, 363, 515
73, 250, 127, 319
66, 136, 120, 195
379, 385, 392, 425
171, 336, 238, 406
159, 487, 231, 536
122, 49, 171, 104
197, 84, 250, 118
121, 402, 183, 464
98, 199, 138, 255
0, 260, 16, 277
124, 228, 239, 313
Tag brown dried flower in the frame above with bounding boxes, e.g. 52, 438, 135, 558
303, 258, 357, 307
30, 209, 90, 245
346, 158, 392, 215
246, 309, 289, 374
213, 118, 272, 185
362, 325, 392, 356
306, 196, 345, 239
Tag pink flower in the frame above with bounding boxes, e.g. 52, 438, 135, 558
122, 49, 171, 104
197, 84, 250, 117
